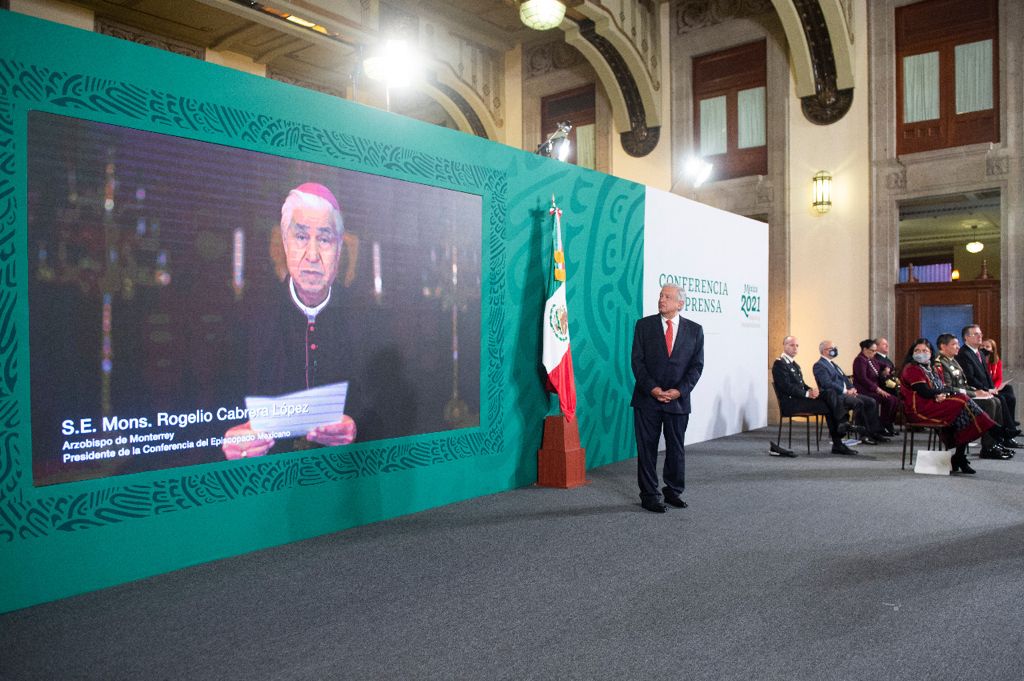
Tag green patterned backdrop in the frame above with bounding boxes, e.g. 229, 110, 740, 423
0, 12, 644, 613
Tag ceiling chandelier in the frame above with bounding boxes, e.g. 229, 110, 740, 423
520, 0, 567, 31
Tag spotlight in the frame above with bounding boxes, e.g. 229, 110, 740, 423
362, 39, 419, 89
537, 121, 573, 161
683, 157, 713, 187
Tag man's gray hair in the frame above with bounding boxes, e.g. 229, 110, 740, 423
782, 335, 796, 346
818, 340, 830, 354
661, 283, 684, 301
280, 188, 344, 237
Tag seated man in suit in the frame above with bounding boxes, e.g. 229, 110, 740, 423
873, 337, 900, 396
935, 333, 1012, 459
958, 324, 1020, 442
813, 340, 888, 445
772, 335, 856, 455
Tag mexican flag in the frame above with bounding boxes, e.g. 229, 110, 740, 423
542, 197, 577, 419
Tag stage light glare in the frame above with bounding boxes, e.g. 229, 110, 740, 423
520, 0, 566, 30
362, 39, 419, 88
684, 157, 713, 187
556, 138, 571, 161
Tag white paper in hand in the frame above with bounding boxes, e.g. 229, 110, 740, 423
245, 381, 348, 438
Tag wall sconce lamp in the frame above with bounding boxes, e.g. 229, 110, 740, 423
812, 171, 832, 214
951, 268, 961, 281
520, 0, 567, 30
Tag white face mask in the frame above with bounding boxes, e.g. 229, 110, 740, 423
913, 351, 931, 364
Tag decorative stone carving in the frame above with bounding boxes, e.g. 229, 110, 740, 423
266, 67, 346, 99
674, 0, 774, 35
95, 17, 204, 60
576, 18, 660, 157
379, 2, 420, 39
801, 88, 854, 125
792, 0, 854, 125
429, 77, 488, 138
986, 149, 1009, 176
526, 42, 585, 79
586, 0, 661, 91
885, 165, 907, 192
756, 175, 773, 204
416, 16, 504, 133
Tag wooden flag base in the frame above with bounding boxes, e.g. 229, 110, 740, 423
537, 415, 587, 488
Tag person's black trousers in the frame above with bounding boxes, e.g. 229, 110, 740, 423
634, 408, 688, 501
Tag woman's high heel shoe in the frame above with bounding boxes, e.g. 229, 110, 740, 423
951, 450, 976, 474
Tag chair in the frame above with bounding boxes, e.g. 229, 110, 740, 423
900, 417, 944, 470
771, 382, 826, 455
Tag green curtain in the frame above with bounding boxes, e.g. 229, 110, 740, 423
903, 51, 939, 123
699, 96, 727, 155
737, 86, 765, 149
955, 39, 993, 114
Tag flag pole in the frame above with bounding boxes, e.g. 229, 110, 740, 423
537, 195, 587, 488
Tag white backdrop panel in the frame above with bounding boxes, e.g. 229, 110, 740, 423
643, 187, 768, 445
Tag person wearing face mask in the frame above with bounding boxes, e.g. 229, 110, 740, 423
933, 333, 1011, 460
900, 338, 998, 474
813, 340, 888, 446
851, 339, 899, 436
957, 324, 1020, 440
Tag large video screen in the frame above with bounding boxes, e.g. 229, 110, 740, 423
28, 111, 482, 487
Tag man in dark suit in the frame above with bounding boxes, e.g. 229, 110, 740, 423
958, 324, 1021, 441
772, 335, 856, 455
631, 284, 704, 513
873, 337, 899, 396
812, 340, 887, 445
935, 333, 1012, 458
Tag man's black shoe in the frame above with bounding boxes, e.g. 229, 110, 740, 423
860, 437, 878, 446
883, 426, 897, 437
831, 443, 858, 455
769, 441, 797, 457
1001, 438, 1023, 449
979, 447, 1012, 460
641, 499, 667, 513
661, 487, 688, 508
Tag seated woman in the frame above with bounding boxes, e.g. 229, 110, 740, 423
852, 339, 899, 435
982, 338, 1004, 389
900, 338, 998, 474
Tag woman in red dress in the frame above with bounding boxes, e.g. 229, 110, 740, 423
982, 338, 1004, 388
900, 338, 997, 474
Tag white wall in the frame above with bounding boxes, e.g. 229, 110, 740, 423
644, 187, 769, 443
787, 2, 871, 374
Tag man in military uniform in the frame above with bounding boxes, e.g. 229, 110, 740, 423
935, 333, 1011, 460
772, 335, 856, 456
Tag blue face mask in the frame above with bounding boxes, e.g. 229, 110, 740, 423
827, 347, 839, 358
913, 351, 931, 364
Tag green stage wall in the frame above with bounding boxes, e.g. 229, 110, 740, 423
0, 12, 644, 613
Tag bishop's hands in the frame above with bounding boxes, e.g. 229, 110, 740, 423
221, 414, 357, 459
307, 415, 357, 447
